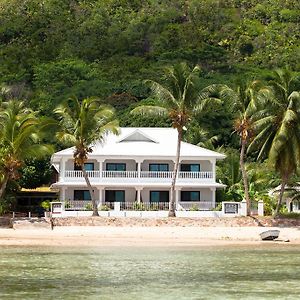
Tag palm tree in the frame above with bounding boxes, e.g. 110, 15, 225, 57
218, 80, 261, 215
131, 63, 219, 217
0, 100, 53, 199
55, 96, 119, 216
249, 68, 300, 215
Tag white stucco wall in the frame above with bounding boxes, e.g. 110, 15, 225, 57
65, 159, 100, 170
64, 187, 100, 201
103, 159, 136, 171
141, 160, 174, 171
180, 160, 212, 172
180, 187, 212, 201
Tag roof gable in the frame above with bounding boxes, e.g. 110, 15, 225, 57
118, 129, 158, 143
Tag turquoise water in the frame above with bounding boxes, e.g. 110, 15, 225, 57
0, 245, 300, 299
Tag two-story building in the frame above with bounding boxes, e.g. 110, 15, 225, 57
51, 127, 225, 211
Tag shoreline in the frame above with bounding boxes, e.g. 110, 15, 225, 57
1, 226, 300, 247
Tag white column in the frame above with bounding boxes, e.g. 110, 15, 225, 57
211, 159, 216, 181
240, 200, 247, 216
137, 162, 141, 178
98, 188, 103, 207
137, 188, 141, 203
175, 188, 180, 209
258, 200, 264, 216
60, 187, 66, 201
210, 187, 216, 208
99, 160, 103, 177
60, 157, 66, 182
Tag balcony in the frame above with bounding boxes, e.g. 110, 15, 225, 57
62, 170, 214, 183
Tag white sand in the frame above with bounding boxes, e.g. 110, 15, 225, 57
1, 226, 300, 247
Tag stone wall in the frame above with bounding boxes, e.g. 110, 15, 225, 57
52, 216, 300, 227
0, 217, 12, 228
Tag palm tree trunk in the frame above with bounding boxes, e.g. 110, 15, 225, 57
169, 128, 182, 217
240, 140, 251, 216
82, 167, 99, 216
0, 175, 9, 200
274, 176, 288, 216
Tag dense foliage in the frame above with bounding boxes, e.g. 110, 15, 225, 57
0, 0, 299, 214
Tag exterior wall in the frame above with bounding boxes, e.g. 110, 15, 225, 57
180, 187, 212, 201
65, 159, 100, 170
104, 187, 136, 202
103, 159, 136, 171
140, 187, 170, 202
180, 160, 212, 172
141, 160, 174, 171
64, 187, 100, 201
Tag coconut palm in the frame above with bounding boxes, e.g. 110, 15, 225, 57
131, 63, 219, 217
249, 68, 300, 215
218, 80, 261, 215
0, 100, 53, 199
55, 96, 119, 216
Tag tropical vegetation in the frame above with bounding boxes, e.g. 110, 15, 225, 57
54, 96, 119, 216
0, 0, 299, 216
131, 62, 220, 217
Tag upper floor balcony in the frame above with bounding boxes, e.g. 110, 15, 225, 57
61, 170, 214, 184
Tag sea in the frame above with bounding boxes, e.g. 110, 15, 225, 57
0, 245, 300, 299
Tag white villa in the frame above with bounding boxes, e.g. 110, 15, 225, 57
51, 127, 225, 213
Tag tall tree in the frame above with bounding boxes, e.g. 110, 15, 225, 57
249, 68, 300, 215
131, 62, 219, 217
55, 96, 119, 216
219, 80, 261, 215
0, 100, 53, 199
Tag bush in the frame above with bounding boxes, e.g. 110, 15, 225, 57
189, 204, 199, 211
40, 200, 51, 211
0, 195, 15, 215
99, 205, 110, 211
213, 202, 222, 211
277, 212, 300, 219
84, 203, 93, 211
133, 202, 145, 211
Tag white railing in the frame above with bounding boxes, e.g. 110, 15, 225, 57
180, 201, 215, 211
65, 200, 93, 210
102, 171, 138, 178
63, 200, 214, 211
140, 171, 173, 178
179, 171, 213, 179
63, 170, 213, 180
65, 170, 101, 178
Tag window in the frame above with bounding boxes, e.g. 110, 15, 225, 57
74, 163, 94, 171
74, 190, 91, 201
180, 164, 200, 172
181, 191, 200, 201
150, 191, 169, 203
105, 190, 125, 202
106, 163, 126, 171
149, 164, 169, 171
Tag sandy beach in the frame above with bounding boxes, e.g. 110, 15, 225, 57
1, 226, 300, 247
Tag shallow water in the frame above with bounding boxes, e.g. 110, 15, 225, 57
0, 245, 300, 299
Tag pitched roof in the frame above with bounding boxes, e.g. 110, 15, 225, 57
52, 127, 225, 160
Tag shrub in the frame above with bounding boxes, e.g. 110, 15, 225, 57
84, 203, 93, 211
0, 195, 15, 215
213, 202, 222, 211
99, 205, 110, 211
277, 212, 300, 219
189, 204, 199, 211
133, 202, 145, 211
40, 200, 51, 211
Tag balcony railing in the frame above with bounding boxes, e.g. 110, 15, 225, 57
179, 201, 215, 211
63, 201, 213, 211
63, 170, 213, 180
